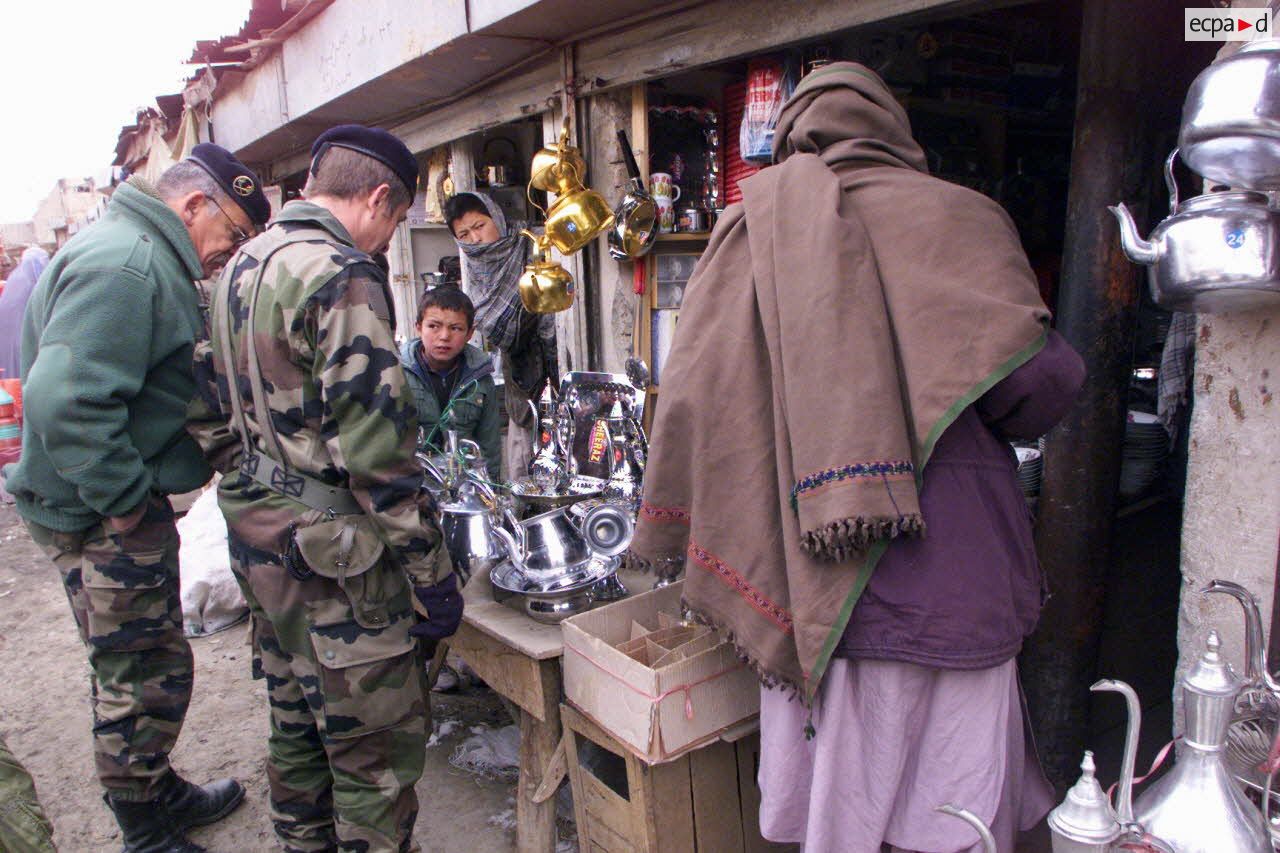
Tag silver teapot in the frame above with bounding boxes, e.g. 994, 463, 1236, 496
1180, 38, 1280, 189
1110, 150, 1280, 313
491, 502, 634, 588
436, 478, 513, 585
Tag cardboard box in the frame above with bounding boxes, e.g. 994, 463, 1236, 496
561, 703, 794, 853
561, 580, 760, 763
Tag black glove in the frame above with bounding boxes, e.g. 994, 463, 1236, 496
409, 574, 464, 644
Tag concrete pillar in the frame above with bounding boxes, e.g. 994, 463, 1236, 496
1175, 310, 1280, 713
1173, 0, 1280, 726
584, 88, 637, 373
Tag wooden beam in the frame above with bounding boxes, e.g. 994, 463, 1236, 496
575, 0, 990, 95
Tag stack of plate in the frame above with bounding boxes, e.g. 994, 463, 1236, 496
1014, 445, 1044, 500
1119, 410, 1168, 500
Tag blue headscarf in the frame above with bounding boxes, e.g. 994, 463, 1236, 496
0, 247, 50, 380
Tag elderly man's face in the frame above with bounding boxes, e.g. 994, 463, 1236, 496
451, 210, 500, 245
187, 193, 256, 277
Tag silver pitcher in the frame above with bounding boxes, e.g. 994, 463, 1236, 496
1132, 630, 1271, 852
489, 503, 632, 621
1110, 150, 1280, 313
436, 478, 512, 585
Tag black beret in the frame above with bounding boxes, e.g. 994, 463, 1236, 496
310, 124, 419, 199
188, 143, 271, 227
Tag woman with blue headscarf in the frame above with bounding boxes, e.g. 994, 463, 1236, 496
0, 247, 50, 380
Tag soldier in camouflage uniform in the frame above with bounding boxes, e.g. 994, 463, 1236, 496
187, 125, 461, 853
3, 144, 270, 853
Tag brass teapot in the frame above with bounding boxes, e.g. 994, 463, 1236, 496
531, 118, 589, 196
544, 185, 615, 255
518, 230, 575, 314
527, 117, 615, 255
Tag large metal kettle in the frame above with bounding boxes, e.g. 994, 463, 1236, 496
1180, 38, 1280, 189
1110, 150, 1280, 313
491, 503, 633, 585
1132, 630, 1271, 852
608, 129, 658, 260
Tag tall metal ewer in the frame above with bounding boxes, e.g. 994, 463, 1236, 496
1133, 630, 1271, 852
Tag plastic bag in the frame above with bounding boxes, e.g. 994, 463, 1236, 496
739, 56, 798, 164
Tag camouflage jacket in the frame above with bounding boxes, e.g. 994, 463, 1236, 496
188, 201, 450, 587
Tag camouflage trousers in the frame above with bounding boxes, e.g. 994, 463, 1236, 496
228, 530, 429, 853
26, 495, 193, 802
0, 733, 56, 853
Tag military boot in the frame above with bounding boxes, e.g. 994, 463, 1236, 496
104, 793, 206, 853
160, 773, 245, 831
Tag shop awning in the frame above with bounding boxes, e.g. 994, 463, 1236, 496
205, 0, 670, 175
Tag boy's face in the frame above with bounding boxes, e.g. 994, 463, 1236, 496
451, 210, 500, 245
418, 306, 473, 369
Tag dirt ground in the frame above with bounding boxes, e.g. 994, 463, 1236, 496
0, 503, 524, 853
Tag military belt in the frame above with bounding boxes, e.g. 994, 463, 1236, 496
239, 452, 362, 516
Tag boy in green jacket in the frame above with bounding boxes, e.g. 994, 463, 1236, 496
2, 144, 269, 853
399, 286, 503, 480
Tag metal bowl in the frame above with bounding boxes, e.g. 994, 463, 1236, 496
507, 475, 605, 513
490, 555, 621, 624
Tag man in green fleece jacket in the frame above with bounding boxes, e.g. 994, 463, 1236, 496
2, 144, 270, 853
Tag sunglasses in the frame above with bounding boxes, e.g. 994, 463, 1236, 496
208, 196, 253, 247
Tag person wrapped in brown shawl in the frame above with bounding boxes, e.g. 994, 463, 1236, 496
631, 61, 1084, 852
630, 63, 1056, 697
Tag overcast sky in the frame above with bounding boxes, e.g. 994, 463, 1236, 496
0, 0, 251, 223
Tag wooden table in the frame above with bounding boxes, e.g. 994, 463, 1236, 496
449, 567, 650, 853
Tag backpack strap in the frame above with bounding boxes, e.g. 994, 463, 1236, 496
214, 227, 363, 515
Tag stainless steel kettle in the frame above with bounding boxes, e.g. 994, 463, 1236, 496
1110, 150, 1280, 313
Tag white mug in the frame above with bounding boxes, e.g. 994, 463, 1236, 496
649, 172, 682, 202
656, 197, 676, 233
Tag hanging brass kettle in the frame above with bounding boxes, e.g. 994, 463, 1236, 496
518, 230, 575, 314
543, 184, 615, 255
528, 117, 615, 255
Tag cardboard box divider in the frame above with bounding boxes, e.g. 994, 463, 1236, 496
562, 580, 760, 763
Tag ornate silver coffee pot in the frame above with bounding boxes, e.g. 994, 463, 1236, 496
599, 402, 644, 509
528, 382, 572, 492
1133, 631, 1271, 852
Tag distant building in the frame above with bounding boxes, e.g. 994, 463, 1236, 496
31, 178, 108, 250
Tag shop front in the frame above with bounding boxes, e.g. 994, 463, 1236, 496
192, 0, 1280, 847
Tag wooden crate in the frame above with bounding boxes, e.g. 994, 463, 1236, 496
561, 703, 795, 853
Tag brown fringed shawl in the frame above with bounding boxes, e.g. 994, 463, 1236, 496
630, 63, 1051, 698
